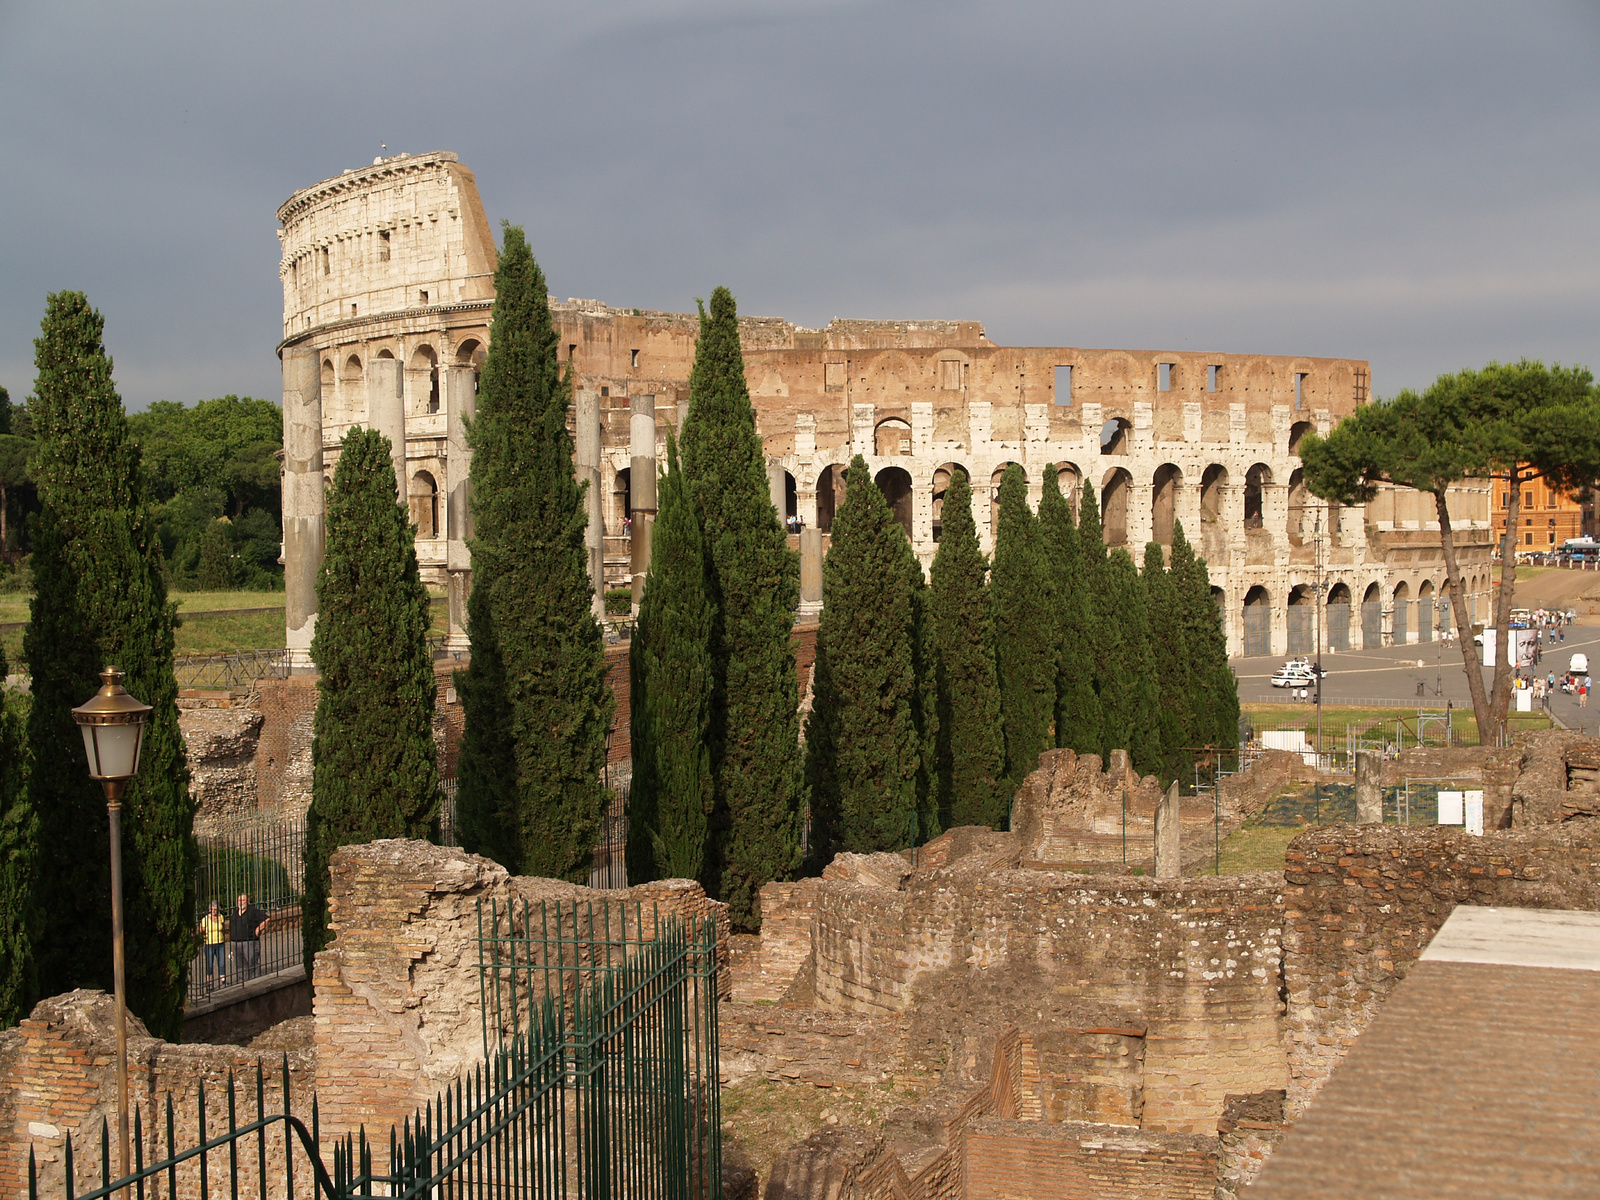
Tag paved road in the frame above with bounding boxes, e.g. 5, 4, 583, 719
1232, 620, 1600, 736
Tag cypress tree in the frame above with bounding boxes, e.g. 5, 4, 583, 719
679, 287, 804, 928
0, 654, 35, 1029
927, 470, 1005, 829
1169, 521, 1240, 750
1037, 472, 1102, 756
303, 427, 441, 963
1142, 542, 1194, 780
455, 227, 613, 881
1075, 482, 1111, 759
805, 456, 921, 857
902, 532, 940, 844
1099, 548, 1160, 773
26, 291, 195, 1039
990, 465, 1055, 799
628, 435, 714, 883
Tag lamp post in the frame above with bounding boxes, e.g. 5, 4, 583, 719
71, 668, 151, 1185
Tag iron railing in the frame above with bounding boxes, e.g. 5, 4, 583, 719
189, 819, 306, 1007
172, 649, 291, 690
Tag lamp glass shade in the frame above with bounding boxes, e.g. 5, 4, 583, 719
82, 720, 144, 781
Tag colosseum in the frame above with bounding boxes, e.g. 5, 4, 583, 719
277, 150, 1494, 667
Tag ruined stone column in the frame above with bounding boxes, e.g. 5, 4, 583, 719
767, 456, 786, 528
575, 389, 605, 622
1355, 751, 1383, 823
1154, 781, 1182, 879
368, 355, 406, 505
799, 527, 824, 617
282, 344, 324, 672
630, 393, 658, 608
444, 366, 475, 652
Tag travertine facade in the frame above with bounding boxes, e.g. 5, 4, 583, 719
278, 153, 1495, 660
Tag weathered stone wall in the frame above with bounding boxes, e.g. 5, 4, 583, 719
179, 695, 265, 834
1280, 820, 1600, 1116
0, 991, 315, 1200
810, 862, 1287, 1133
961, 1120, 1217, 1200
1214, 1089, 1288, 1198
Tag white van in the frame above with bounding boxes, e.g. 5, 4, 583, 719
1572, 653, 1589, 675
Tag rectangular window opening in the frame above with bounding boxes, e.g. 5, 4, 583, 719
1295, 372, 1308, 410
939, 359, 962, 391
630, 349, 640, 369
1053, 364, 1073, 406
419, 290, 429, 305
600, 386, 610, 397
379, 230, 391, 261
351, 303, 357, 316
825, 362, 847, 392
1158, 362, 1172, 392
569, 343, 578, 361
1208, 364, 1220, 392
321, 248, 330, 276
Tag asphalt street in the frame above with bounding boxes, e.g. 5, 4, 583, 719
1231, 620, 1600, 736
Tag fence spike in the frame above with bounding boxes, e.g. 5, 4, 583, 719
63, 1131, 74, 1200
132, 1105, 145, 1200
99, 1117, 110, 1194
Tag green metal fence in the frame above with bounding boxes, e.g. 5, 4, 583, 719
31, 897, 722, 1200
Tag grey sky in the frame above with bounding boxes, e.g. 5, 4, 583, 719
2, 0, 1598, 411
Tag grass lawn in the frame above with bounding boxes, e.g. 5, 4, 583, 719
1242, 702, 1552, 747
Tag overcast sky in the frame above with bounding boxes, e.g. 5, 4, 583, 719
2, 0, 1598, 411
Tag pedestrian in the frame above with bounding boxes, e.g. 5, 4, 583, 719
230, 893, 269, 981
196, 901, 226, 991
1582, 685, 1589, 710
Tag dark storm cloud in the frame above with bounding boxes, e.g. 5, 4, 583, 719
2, 0, 1598, 408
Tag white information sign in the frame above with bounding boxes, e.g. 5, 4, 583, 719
1437, 790, 1464, 825
1465, 791, 1484, 836
1480, 630, 1496, 667
1516, 687, 1533, 713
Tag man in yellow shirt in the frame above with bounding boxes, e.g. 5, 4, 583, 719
197, 901, 227, 991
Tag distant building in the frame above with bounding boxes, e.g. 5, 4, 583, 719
1492, 469, 1586, 554
276, 152, 1494, 667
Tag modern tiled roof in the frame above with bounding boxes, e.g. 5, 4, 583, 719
1252, 906, 1600, 1199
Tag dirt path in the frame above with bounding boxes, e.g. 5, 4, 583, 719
1500, 567, 1600, 612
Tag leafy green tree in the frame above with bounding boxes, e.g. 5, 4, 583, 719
0, 654, 35, 1029
0, 434, 34, 559
990, 465, 1054, 796
679, 287, 804, 928
25, 291, 195, 1040
1038, 472, 1102, 757
303, 427, 441, 961
455, 226, 613, 881
927, 469, 1005, 829
805, 456, 921, 856
628, 435, 713, 883
1300, 360, 1600, 741
1141, 543, 1191, 777
1168, 522, 1238, 750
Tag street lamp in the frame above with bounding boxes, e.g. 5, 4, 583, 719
71, 668, 151, 1185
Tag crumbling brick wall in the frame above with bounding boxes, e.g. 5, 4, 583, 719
1280, 820, 1600, 1117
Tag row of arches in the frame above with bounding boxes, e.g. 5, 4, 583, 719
1234, 578, 1487, 657
319, 339, 485, 417
866, 416, 1318, 459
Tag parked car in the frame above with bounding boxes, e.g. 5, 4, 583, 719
1284, 658, 1327, 677
1270, 666, 1318, 688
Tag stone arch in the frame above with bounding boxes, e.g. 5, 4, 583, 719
1055, 461, 1082, 508
1418, 580, 1435, 642
1287, 583, 1316, 654
1099, 416, 1132, 456
874, 417, 912, 456
784, 471, 798, 529
411, 344, 440, 414
614, 466, 632, 533
817, 463, 847, 534
1200, 464, 1228, 524
1152, 463, 1182, 546
1327, 582, 1352, 651
408, 470, 439, 539
875, 466, 914, 538
1211, 586, 1226, 630
320, 358, 335, 389
376, 348, 395, 360
931, 462, 968, 543
1287, 467, 1310, 546
1101, 466, 1132, 546
342, 353, 363, 383
990, 462, 1023, 536
455, 338, 485, 366
1393, 579, 1411, 645
1244, 463, 1273, 527
1288, 420, 1314, 456
1242, 585, 1272, 658
1361, 582, 1383, 649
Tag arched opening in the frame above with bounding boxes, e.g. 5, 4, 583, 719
931, 463, 967, 543
376, 348, 395, 360
1287, 468, 1310, 546
817, 464, 847, 534
1151, 463, 1182, 545
408, 471, 439, 539
1288, 421, 1314, 456
455, 339, 484, 366
784, 471, 798, 531
1361, 582, 1383, 649
1101, 466, 1132, 546
1244, 463, 1272, 528
1099, 417, 1131, 456
614, 466, 633, 532
343, 353, 363, 383
411, 344, 440, 414
1211, 586, 1226, 631
1418, 580, 1435, 642
1242, 586, 1272, 658
874, 417, 912, 457
320, 358, 335, 390
1327, 582, 1352, 651
1056, 461, 1082, 509
1287, 584, 1315, 654
1393, 580, 1411, 645
1200, 464, 1228, 524
875, 467, 914, 539
990, 463, 1022, 536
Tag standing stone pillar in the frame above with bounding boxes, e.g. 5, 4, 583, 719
444, 366, 475, 653
282, 344, 324, 672
368, 356, 406, 505
799, 527, 824, 617
1154, 780, 1181, 879
767, 457, 787, 528
1355, 750, 1383, 823
575, 389, 605, 623
630, 393, 658, 609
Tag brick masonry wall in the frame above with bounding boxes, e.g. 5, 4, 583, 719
810, 865, 1288, 1133
733, 879, 819, 1002
961, 1119, 1218, 1200
1280, 820, 1600, 1117
251, 675, 318, 819
720, 1004, 901, 1088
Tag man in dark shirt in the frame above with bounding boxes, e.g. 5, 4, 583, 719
230, 893, 269, 980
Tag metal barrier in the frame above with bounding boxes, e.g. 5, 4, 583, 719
172, 649, 289, 690
189, 819, 305, 1007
